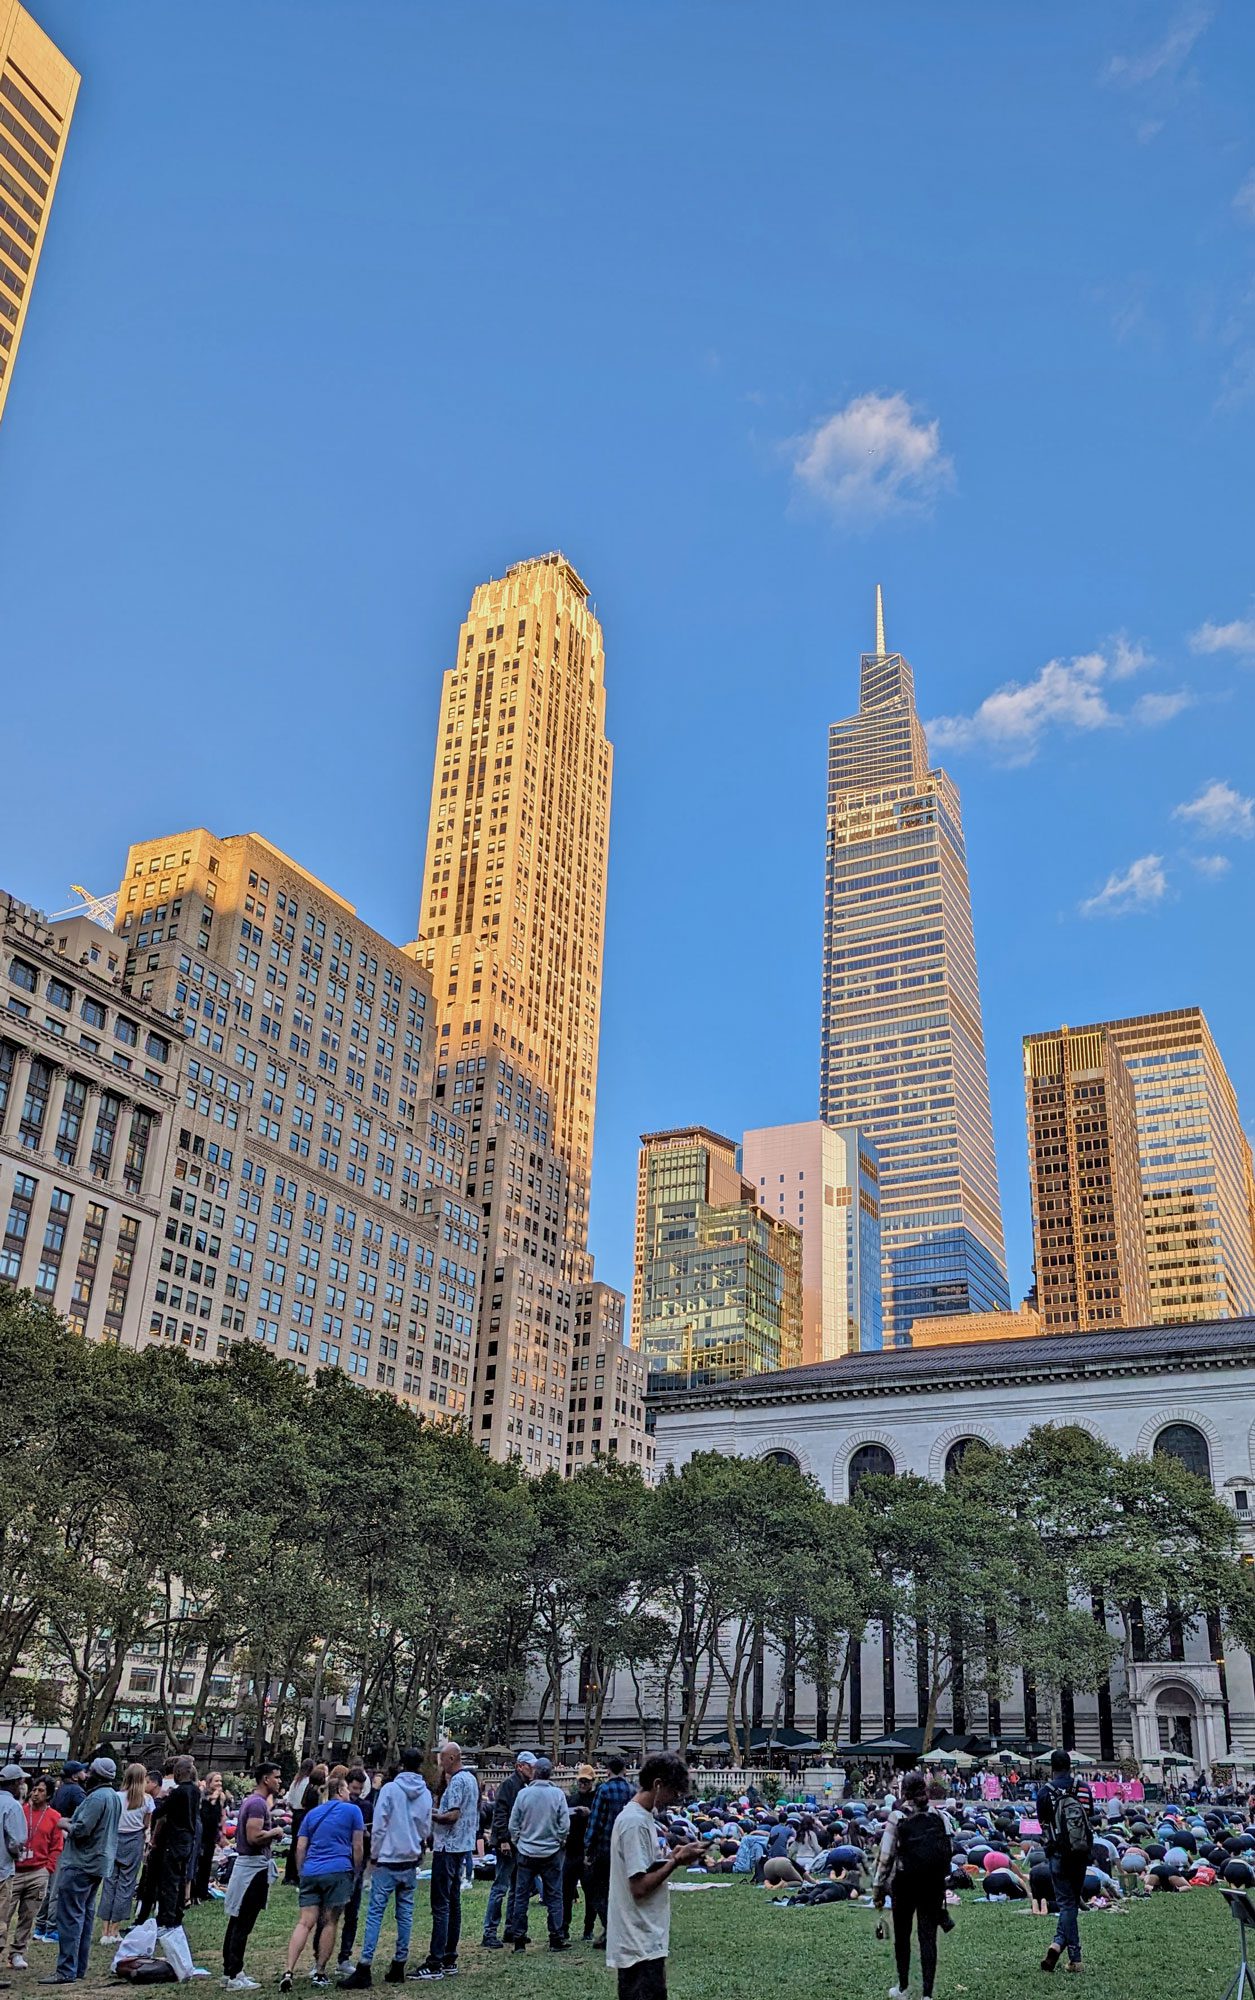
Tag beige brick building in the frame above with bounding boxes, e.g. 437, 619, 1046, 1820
111, 830, 476, 1417
0, 893, 176, 1345
568, 1279, 653, 1477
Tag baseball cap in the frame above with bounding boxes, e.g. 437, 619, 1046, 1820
577, 1764, 596, 1780
0, 1764, 24, 1782
63, 1761, 86, 1776
533, 1757, 553, 1778
516, 1751, 537, 1767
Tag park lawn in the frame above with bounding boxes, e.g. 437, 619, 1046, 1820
7, 1879, 1240, 2000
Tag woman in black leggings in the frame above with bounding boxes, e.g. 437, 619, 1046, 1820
872, 1773, 950, 2000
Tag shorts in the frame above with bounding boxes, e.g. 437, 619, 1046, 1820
298, 1871, 354, 1911
617, 1958, 667, 2000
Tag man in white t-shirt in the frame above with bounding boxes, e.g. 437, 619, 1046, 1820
605, 1756, 703, 2000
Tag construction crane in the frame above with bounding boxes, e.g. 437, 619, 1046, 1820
48, 884, 120, 926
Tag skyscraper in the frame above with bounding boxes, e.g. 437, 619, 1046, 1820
1040, 1008, 1255, 1328
820, 589, 1009, 1343
413, 553, 611, 1253
412, 554, 614, 1470
634, 1126, 803, 1388
1023, 1024, 1152, 1334
0, 3, 78, 428
742, 1120, 882, 1362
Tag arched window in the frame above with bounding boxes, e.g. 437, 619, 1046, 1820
763, 1448, 801, 1471
848, 1443, 895, 1497
944, 1437, 981, 1485
1154, 1423, 1211, 1485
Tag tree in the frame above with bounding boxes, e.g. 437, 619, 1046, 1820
854, 1470, 1023, 1751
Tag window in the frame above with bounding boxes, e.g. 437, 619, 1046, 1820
1154, 1423, 1211, 1485
9, 958, 36, 992
762, 1448, 800, 1471
80, 996, 105, 1029
47, 977, 72, 1011
944, 1437, 983, 1485
114, 1015, 138, 1048
848, 1443, 895, 1497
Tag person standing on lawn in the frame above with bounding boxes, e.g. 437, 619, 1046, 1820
1, 1774, 62, 1971
97, 1764, 151, 1942
280, 1779, 365, 1992
45, 1757, 122, 1986
561, 1766, 597, 1942
481, 1752, 535, 1949
337, 1749, 430, 1989
414, 1744, 478, 1982
152, 1756, 200, 1938
605, 1754, 703, 2000
31, 1764, 85, 1945
871, 1770, 951, 2000
222, 1763, 285, 1992
0, 1765, 31, 1969
505, 1757, 570, 1952
1037, 1749, 1094, 1975
335, 1767, 378, 1976
584, 1756, 632, 1947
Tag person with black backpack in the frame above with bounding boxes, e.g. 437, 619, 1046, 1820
872, 1773, 951, 2000
1036, 1749, 1094, 1973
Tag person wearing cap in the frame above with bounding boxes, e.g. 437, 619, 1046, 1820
0, 1764, 30, 1969
1, 1773, 61, 1970
43, 1757, 122, 1985
481, 1753, 535, 1951
561, 1766, 597, 1943
506, 1756, 570, 1951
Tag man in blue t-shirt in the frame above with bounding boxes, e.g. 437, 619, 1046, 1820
416, 1744, 480, 1979
280, 1786, 365, 1991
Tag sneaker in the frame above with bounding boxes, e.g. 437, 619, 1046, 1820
279, 1975, 293, 1994
479, 1938, 503, 1951
336, 1965, 355, 1980
311, 1974, 331, 1990
223, 1977, 259, 1990
548, 1940, 569, 1953
440, 1967, 458, 1978
337, 1971, 371, 1991
11, 1958, 28, 1972
413, 1971, 443, 1983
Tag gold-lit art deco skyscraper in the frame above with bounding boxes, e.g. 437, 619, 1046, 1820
821, 588, 1009, 1344
412, 554, 613, 1469
0, 4, 78, 428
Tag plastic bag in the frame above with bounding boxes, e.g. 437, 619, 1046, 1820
112, 1918, 159, 1972
156, 1925, 203, 1982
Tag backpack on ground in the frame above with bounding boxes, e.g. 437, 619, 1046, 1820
895, 1808, 952, 1878
117, 1957, 177, 1985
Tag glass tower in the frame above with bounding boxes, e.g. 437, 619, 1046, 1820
634, 1126, 803, 1388
820, 589, 1009, 1343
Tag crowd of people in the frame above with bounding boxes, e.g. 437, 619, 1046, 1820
2, 1744, 1254, 1998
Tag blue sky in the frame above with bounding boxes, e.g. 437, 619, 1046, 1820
4, 0, 1254, 1305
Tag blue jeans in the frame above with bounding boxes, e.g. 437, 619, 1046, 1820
55, 1864, 101, 1982
1051, 1859, 1083, 1963
360, 1864, 415, 1965
506, 1851, 564, 1945
427, 1852, 465, 1969
483, 1850, 517, 1940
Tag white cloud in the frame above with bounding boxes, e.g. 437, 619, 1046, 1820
1190, 615, 1255, 658
1173, 778, 1255, 838
789, 391, 954, 525
1234, 172, 1255, 225
1079, 854, 1168, 918
925, 635, 1170, 763
1192, 853, 1231, 876
1105, 7, 1211, 89
1132, 688, 1193, 723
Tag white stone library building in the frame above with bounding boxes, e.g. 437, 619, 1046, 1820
636, 1325, 1255, 1775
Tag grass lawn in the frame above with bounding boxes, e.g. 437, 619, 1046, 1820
6, 1878, 1241, 2000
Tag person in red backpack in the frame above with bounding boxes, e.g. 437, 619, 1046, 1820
872, 1773, 951, 2000
0, 1773, 63, 1971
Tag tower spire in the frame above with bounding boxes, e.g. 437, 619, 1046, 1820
875, 582, 886, 657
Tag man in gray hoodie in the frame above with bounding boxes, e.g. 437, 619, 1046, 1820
337, 1751, 431, 1989
506, 1758, 570, 1952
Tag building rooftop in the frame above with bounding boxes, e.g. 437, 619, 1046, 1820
640, 1125, 738, 1152
646, 1318, 1255, 1413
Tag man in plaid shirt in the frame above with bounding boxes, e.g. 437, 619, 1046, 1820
583, 1758, 633, 1947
